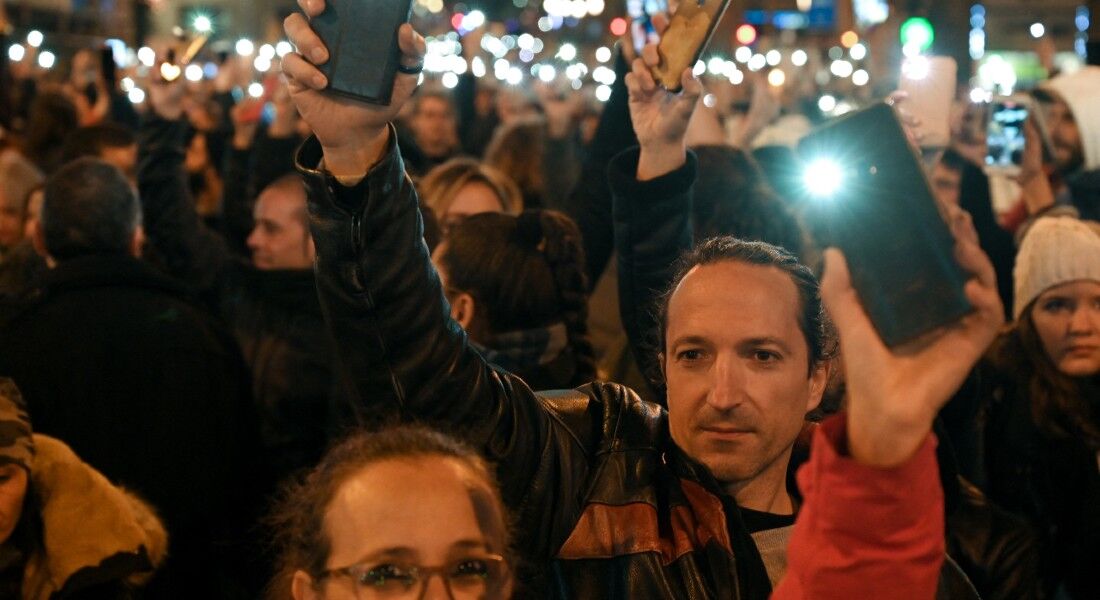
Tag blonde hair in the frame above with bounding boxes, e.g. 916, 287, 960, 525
418, 158, 522, 218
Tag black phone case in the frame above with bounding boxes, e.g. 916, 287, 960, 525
311, 0, 414, 106
798, 102, 973, 347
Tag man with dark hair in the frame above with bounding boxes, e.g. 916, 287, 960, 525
60, 123, 138, 182
283, 11, 1007, 598
399, 89, 461, 176
138, 79, 335, 482
0, 158, 264, 598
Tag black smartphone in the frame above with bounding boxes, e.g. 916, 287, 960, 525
311, 0, 414, 105
797, 102, 973, 348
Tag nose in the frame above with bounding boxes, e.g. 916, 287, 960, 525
1069, 304, 1100, 336
246, 228, 261, 251
706, 353, 746, 411
418, 572, 453, 600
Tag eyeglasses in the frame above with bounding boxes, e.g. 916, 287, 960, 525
320, 554, 508, 599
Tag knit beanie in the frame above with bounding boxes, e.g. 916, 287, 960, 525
0, 378, 34, 473
1014, 217, 1100, 319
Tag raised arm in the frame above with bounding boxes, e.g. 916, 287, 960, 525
139, 79, 233, 291
281, 2, 594, 554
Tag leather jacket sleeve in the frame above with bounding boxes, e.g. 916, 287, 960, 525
297, 130, 594, 557
610, 147, 698, 402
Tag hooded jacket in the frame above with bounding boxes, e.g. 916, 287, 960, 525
22, 434, 168, 599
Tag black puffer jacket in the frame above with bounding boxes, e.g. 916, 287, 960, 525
138, 116, 336, 478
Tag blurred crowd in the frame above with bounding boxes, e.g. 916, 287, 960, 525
0, 2, 1098, 599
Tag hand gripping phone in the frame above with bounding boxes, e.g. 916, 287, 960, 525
311, 0, 414, 105
798, 102, 973, 347
651, 0, 732, 92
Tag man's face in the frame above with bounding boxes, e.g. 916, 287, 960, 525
930, 162, 962, 208
99, 144, 138, 184
412, 97, 457, 159
247, 189, 315, 270
1048, 98, 1084, 176
664, 261, 826, 500
0, 192, 23, 250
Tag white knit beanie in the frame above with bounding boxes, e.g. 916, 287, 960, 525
1014, 217, 1100, 319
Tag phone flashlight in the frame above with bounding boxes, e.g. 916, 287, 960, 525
803, 159, 845, 197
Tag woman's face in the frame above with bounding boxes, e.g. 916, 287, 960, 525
0, 464, 28, 544
294, 456, 510, 600
1031, 280, 1100, 377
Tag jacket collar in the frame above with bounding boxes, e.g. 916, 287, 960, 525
37, 254, 191, 300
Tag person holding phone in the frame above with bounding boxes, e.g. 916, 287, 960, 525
282, 2, 1003, 597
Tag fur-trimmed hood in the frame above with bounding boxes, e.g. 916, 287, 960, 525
22, 435, 168, 600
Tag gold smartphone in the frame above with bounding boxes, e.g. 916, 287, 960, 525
651, 0, 732, 92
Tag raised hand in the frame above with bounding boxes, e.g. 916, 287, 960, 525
821, 205, 1004, 467
623, 14, 703, 180
281, 0, 426, 177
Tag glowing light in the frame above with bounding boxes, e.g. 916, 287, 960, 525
708, 57, 726, 75
159, 62, 181, 81
471, 56, 486, 78
969, 87, 992, 103
248, 82, 264, 98
829, 59, 853, 78
768, 69, 786, 87
693, 60, 706, 77
735, 24, 758, 46
185, 64, 204, 82
138, 47, 156, 67
26, 31, 43, 48
735, 46, 752, 63
254, 55, 272, 72
901, 56, 930, 80
766, 50, 781, 66
818, 95, 837, 112
1029, 23, 1045, 39
728, 70, 744, 84
841, 31, 859, 48
507, 66, 523, 85
7, 44, 25, 62
259, 44, 276, 60
852, 69, 869, 86
442, 72, 459, 88
748, 54, 767, 72
596, 46, 612, 63
703, 94, 716, 108
850, 43, 867, 61
538, 65, 557, 82
463, 10, 486, 29
276, 41, 294, 58
128, 88, 146, 104
557, 43, 577, 61
791, 49, 808, 66
193, 15, 213, 33
38, 51, 56, 69
236, 38, 254, 57
596, 84, 612, 102
804, 159, 844, 197
610, 18, 628, 37
900, 17, 934, 52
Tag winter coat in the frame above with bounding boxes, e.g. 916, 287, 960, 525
137, 116, 336, 479
943, 351, 1100, 600
297, 130, 949, 599
22, 435, 167, 600
0, 254, 265, 598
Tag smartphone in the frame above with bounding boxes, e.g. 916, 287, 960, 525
628, 0, 667, 53
311, 0, 414, 105
984, 97, 1031, 176
651, 0, 732, 92
797, 102, 973, 348
898, 56, 956, 149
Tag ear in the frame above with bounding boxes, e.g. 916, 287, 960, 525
805, 359, 830, 414
291, 570, 319, 600
31, 220, 50, 261
450, 291, 478, 331
130, 225, 146, 259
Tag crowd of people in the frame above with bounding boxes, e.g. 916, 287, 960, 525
0, 1, 1098, 598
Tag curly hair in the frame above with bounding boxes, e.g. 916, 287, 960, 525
265, 425, 512, 599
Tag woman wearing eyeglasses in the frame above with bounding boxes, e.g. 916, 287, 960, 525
268, 426, 514, 600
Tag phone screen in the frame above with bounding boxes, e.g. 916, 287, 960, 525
985, 100, 1029, 171
628, 0, 667, 51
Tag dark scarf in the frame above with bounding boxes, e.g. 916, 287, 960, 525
472, 322, 569, 375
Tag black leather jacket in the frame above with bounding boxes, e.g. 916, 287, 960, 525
300, 131, 976, 599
